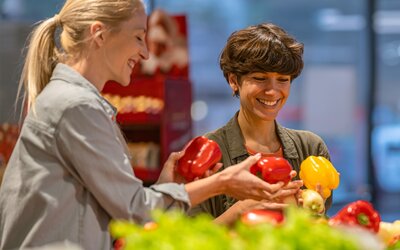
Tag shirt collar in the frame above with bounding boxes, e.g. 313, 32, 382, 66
51, 63, 118, 120
276, 122, 299, 159
225, 112, 249, 160
224, 111, 299, 160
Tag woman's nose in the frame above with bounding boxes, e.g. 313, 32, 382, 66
264, 82, 276, 94
140, 43, 149, 60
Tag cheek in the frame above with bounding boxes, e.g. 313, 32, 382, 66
283, 86, 291, 98
278, 84, 291, 97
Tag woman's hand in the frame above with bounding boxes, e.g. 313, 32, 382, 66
216, 154, 297, 201
273, 170, 303, 204
156, 151, 186, 184
234, 199, 288, 214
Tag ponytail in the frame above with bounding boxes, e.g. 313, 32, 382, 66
18, 15, 61, 114
16, 0, 145, 116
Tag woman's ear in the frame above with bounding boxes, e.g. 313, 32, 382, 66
228, 73, 239, 94
90, 22, 106, 47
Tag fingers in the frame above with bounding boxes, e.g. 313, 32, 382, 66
242, 201, 288, 212
260, 202, 288, 210
270, 188, 298, 200
246, 184, 299, 202
297, 190, 304, 206
238, 153, 262, 170
315, 183, 323, 195
165, 151, 184, 170
284, 180, 303, 189
260, 179, 287, 193
290, 170, 297, 179
210, 163, 223, 174
198, 163, 223, 179
169, 151, 184, 161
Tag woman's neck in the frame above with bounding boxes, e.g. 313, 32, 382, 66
238, 110, 281, 154
66, 57, 106, 92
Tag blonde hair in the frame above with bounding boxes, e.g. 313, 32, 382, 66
18, 0, 145, 113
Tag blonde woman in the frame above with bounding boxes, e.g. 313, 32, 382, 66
0, 1, 287, 249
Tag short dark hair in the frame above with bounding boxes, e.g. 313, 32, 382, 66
219, 23, 304, 85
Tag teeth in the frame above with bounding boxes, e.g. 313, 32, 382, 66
258, 99, 278, 106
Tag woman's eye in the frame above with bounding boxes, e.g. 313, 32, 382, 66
253, 77, 265, 81
136, 36, 143, 42
278, 78, 290, 82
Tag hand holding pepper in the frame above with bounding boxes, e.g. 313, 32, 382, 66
250, 156, 292, 184
176, 136, 222, 182
157, 150, 222, 185
250, 156, 302, 205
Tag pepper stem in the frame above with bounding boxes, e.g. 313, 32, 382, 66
357, 213, 370, 226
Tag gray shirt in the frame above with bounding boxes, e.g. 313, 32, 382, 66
0, 64, 190, 250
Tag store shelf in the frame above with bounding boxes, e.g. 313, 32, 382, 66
117, 112, 161, 125
102, 76, 192, 184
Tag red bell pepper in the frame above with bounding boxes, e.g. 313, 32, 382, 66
328, 200, 381, 233
113, 238, 125, 250
241, 209, 284, 226
177, 136, 222, 182
250, 156, 292, 184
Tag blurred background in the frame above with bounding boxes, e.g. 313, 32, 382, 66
0, 0, 399, 220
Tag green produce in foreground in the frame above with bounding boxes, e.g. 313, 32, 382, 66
109, 207, 360, 250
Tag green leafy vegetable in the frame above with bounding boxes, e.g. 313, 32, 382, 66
109, 207, 359, 250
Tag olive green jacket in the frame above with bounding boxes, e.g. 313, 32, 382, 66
188, 112, 332, 218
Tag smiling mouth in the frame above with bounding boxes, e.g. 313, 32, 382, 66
127, 59, 136, 69
257, 98, 279, 107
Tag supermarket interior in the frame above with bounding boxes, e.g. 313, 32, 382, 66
1, 0, 400, 245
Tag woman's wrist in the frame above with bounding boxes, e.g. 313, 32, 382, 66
212, 168, 229, 195
184, 173, 224, 207
214, 201, 243, 225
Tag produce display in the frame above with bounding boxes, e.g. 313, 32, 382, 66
329, 200, 381, 233
240, 209, 284, 225
108, 151, 400, 250
109, 207, 374, 250
176, 136, 222, 182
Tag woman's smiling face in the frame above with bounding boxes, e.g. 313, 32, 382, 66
231, 72, 291, 121
101, 7, 149, 86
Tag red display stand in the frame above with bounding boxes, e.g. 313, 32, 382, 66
103, 75, 192, 184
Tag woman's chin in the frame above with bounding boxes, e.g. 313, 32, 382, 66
116, 77, 131, 86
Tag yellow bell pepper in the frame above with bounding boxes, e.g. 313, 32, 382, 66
299, 156, 340, 199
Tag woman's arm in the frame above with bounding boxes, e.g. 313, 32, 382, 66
185, 155, 296, 207
159, 153, 290, 207
211, 174, 303, 226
